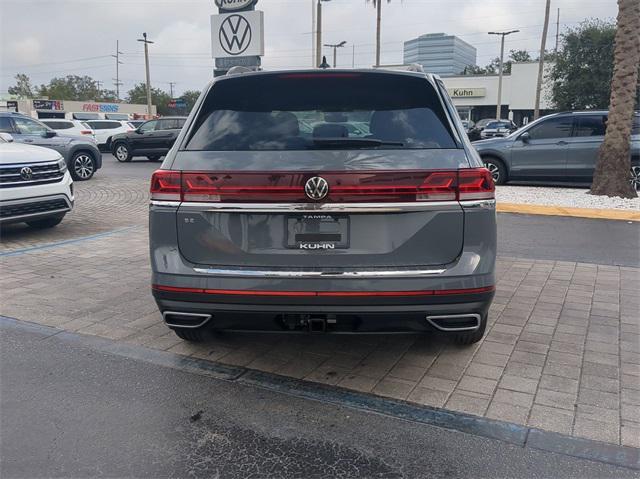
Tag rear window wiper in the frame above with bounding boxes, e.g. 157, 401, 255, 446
311, 138, 404, 148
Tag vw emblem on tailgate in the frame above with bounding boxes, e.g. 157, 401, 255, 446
219, 14, 252, 55
20, 167, 33, 180
305, 176, 329, 201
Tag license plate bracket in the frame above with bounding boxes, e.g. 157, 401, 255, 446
286, 214, 349, 249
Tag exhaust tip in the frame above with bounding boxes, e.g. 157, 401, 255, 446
163, 311, 212, 329
426, 313, 481, 332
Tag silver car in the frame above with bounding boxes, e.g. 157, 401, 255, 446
149, 69, 497, 344
474, 111, 640, 187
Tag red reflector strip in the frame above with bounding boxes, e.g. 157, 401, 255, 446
152, 284, 495, 297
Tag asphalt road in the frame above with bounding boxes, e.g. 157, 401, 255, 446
100, 154, 640, 267
1, 324, 635, 479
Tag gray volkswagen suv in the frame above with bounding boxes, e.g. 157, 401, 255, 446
474, 110, 640, 188
150, 69, 496, 344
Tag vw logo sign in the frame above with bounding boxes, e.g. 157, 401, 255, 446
304, 177, 329, 201
215, 0, 257, 11
20, 166, 33, 181
219, 14, 252, 55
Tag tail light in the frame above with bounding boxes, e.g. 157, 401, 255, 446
150, 168, 494, 203
150, 170, 181, 201
458, 168, 495, 200
80, 130, 93, 135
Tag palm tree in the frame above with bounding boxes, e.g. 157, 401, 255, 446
590, 0, 639, 198
366, 0, 392, 67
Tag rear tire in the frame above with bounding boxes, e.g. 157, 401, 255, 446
483, 157, 507, 185
452, 314, 487, 345
114, 142, 132, 162
26, 215, 64, 229
173, 327, 208, 342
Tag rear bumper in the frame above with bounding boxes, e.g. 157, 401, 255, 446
152, 287, 494, 333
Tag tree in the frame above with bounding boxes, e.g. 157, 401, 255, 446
180, 90, 201, 112
460, 50, 532, 75
7, 73, 34, 98
366, 0, 392, 67
590, 0, 639, 199
126, 83, 172, 116
549, 20, 617, 110
37, 75, 116, 102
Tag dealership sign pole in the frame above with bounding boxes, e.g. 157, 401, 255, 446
212, 0, 263, 76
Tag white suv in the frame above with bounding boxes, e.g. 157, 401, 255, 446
84, 120, 133, 150
41, 119, 96, 140
0, 133, 73, 229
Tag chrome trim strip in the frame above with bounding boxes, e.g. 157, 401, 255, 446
178, 200, 461, 213
0, 176, 64, 187
0, 159, 61, 168
162, 311, 212, 329
459, 199, 496, 208
0, 193, 71, 208
192, 267, 447, 278
150, 200, 181, 207
425, 313, 481, 332
0, 207, 71, 223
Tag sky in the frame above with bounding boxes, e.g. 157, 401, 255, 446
0, 0, 618, 99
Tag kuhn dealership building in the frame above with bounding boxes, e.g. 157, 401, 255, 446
442, 62, 554, 125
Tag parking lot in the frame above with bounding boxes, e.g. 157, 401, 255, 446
1, 154, 639, 449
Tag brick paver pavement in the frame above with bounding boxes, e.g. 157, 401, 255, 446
1, 177, 639, 448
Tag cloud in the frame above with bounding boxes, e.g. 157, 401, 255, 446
7, 37, 42, 65
0, 0, 618, 96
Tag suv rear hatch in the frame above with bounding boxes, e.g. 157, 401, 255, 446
155, 71, 491, 269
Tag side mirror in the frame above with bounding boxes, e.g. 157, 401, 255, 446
43, 130, 56, 138
0, 132, 14, 142
135, 128, 143, 134
519, 132, 530, 143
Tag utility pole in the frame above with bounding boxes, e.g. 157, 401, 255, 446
375, 0, 382, 66
137, 32, 154, 117
315, 1, 322, 67
169, 82, 176, 98
324, 41, 346, 68
311, 0, 316, 67
555, 8, 560, 54
112, 40, 124, 100
96, 80, 103, 90
489, 30, 519, 120
534, 0, 551, 120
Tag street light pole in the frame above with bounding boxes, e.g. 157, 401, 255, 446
137, 32, 154, 117
489, 30, 519, 120
324, 41, 347, 68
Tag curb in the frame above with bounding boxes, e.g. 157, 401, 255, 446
1, 315, 638, 471
497, 203, 640, 221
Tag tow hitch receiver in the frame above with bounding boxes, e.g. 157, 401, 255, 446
307, 317, 327, 332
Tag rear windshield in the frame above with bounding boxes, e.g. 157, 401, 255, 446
185, 72, 458, 151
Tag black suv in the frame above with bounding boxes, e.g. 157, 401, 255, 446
110, 117, 186, 162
